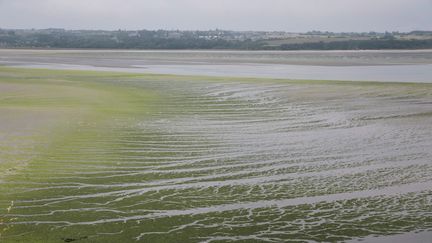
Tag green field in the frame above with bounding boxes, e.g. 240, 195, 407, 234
1, 67, 432, 242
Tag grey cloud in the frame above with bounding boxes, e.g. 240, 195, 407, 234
0, 0, 431, 31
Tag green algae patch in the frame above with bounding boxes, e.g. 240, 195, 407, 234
0, 67, 162, 240
0, 66, 160, 175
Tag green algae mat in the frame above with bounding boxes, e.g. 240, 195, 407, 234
1, 67, 432, 242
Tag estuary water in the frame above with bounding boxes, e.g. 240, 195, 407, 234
134, 63, 432, 83
1, 49, 432, 83
1, 50, 432, 242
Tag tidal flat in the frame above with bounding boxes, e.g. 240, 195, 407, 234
0, 64, 432, 242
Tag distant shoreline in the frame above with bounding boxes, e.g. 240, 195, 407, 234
2, 29, 432, 51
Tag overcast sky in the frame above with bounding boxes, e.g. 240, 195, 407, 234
0, 0, 431, 32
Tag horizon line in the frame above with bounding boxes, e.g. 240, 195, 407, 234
2, 27, 431, 34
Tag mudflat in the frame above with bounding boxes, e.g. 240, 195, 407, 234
0, 65, 431, 242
